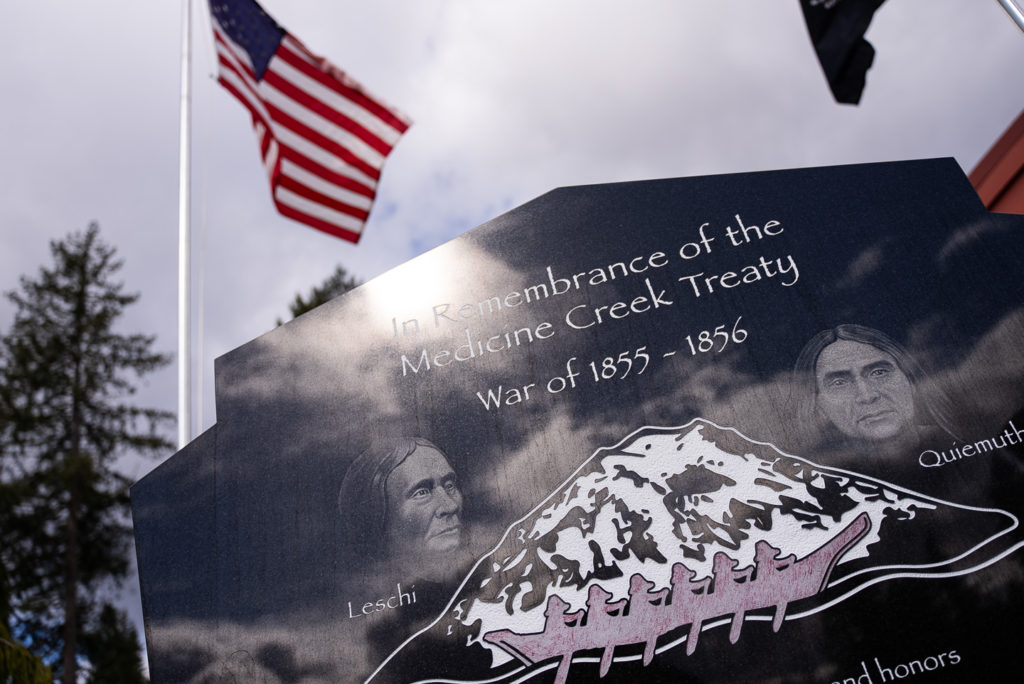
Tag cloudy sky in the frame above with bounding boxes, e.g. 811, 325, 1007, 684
2, 0, 1023, 661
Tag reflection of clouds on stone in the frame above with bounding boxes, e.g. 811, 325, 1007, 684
213, 294, 404, 448
935, 218, 1002, 264
903, 313, 949, 371
636, 349, 799, 448
835, 239, 891, 290
213, 239, 554, 461
963, 550, 1024, 604
151, 618, 357, 684
465, 367, 798, 530
189, 650, 279, 684
217, 237, 555, 423
216, 292, 402, 423
361, 237, 536, 334
469, 408, 598, 523
930, 308, 1024, 430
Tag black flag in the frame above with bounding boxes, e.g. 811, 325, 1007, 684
800, 0, 887, 105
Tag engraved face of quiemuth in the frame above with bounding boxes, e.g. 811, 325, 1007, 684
385, 447, 463, 557
814, 339, 916, 443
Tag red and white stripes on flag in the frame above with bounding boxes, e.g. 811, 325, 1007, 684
210, 2, 411, 243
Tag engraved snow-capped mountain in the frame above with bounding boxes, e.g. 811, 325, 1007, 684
370, 419, 1019, 683
455, 420, 928, 659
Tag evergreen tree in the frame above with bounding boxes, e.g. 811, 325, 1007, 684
276, 264, 361, 325
0, 224, 171, 683
80, 604, 146, 684
1, 551, 52, 683
1, 620, 52, 684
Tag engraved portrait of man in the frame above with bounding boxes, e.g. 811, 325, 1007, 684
338, 437, 465, 575
381, 440, 463, 559
337, 437, 472, 664
793, 324, 959, 462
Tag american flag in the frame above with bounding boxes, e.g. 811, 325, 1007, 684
209, 0, 411, 243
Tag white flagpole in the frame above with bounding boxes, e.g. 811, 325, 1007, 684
998, 0, 1024, 31
177, 0, 193, 449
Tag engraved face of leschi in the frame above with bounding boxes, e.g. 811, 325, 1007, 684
385, 447, 463, 558
815, 340, 916, 443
